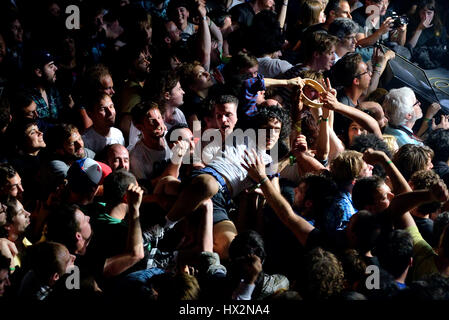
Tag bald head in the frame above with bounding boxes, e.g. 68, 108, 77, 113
106, 144, 129, 171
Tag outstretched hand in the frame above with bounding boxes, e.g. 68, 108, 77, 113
241, 149, 267, 183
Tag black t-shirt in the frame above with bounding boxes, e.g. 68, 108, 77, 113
230, 2, 255, 28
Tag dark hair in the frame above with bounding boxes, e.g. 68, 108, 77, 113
246, 10, 284, 57
393, 144, 434, 182
328, 17, 359, 39
45, 123, 79, 152
351, 210, 381, 254
85, 92, 110, 113
375, 230, 413, 279
229, 230, 266, 263
9, 90, 35, 117
131, 101, 159, 126
165, 123, 190, 144
352, 176, 385, 210
145, 70, 180, 108
330, 52, 363, 88
246, 104, 291, 141
46, 204, 81, 254
103, 169, 137, 207
425, 129, 449, 163
403, 273, 449, 300
433, 212, 449, 248
25, 241, 69, 283
303, 32, 338, 62
324, 0, 345, 15
0, 164, 17, 191
83, 64, 112, 95
298, 173, 338, 228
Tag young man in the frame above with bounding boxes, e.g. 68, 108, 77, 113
328, 150, 373, 232
82, 93, 125, 154
129, 101, 188, 189
0, 164, 24, 202
28, 50, 64, 122
153, 104, 290, 260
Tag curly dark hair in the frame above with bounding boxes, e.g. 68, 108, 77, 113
246, 104, 291, 141
425, 129, 449, 163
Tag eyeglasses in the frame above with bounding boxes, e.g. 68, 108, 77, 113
413, 100, 421, 107
355, 70, 371, 78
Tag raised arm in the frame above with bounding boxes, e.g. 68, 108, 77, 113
321, 90, 383, 138
197, 2, 211, 71
242, 150, 315, 246
103, 183, 145, 277
278, 0, 288, 30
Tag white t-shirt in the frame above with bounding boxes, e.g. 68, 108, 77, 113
127, 122, 142, 151
82, 127, 125, 154
207, 135, 273, 197
129, 140, 172, 181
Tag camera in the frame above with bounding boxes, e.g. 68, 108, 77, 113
387, 11, 409, 29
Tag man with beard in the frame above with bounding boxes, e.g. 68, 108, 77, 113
82, 93, 125, 154
28, 50, 64, 123
129, 101, 189, 190
38, 123, 95, 201
118, 43, 152, 147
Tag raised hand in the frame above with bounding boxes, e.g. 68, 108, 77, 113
171, 140, 190, 164
432, 115, 449, 130
362, 148, 388, 165
241, 149, 267, 183
127, 183, 143, 212
430, 180, 449, 203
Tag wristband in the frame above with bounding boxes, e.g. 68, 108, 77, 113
202, 16, 207, 21
9, 267, 15, 272
424, 117, 432, 122
319, 116, 329, 123
289, 155, 296, 166
386, 160, 393, 164
258, 177, 269, 186
283, 1, 288, 5
268, 173, 281, 180
374, 63, 382, 68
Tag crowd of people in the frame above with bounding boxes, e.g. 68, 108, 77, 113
0, 0, 449, 301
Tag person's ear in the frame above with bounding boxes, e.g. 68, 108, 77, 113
353, 77, 360, 86
164, 91, 171, 101
164, 36, 171, 45
34, 67, 43, 78
49, 272, 60, 286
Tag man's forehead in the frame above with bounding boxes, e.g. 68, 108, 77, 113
215, 103, 236, 113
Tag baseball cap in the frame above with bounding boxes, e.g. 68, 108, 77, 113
67, 158, 112, 192
31, 49, 56, 69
